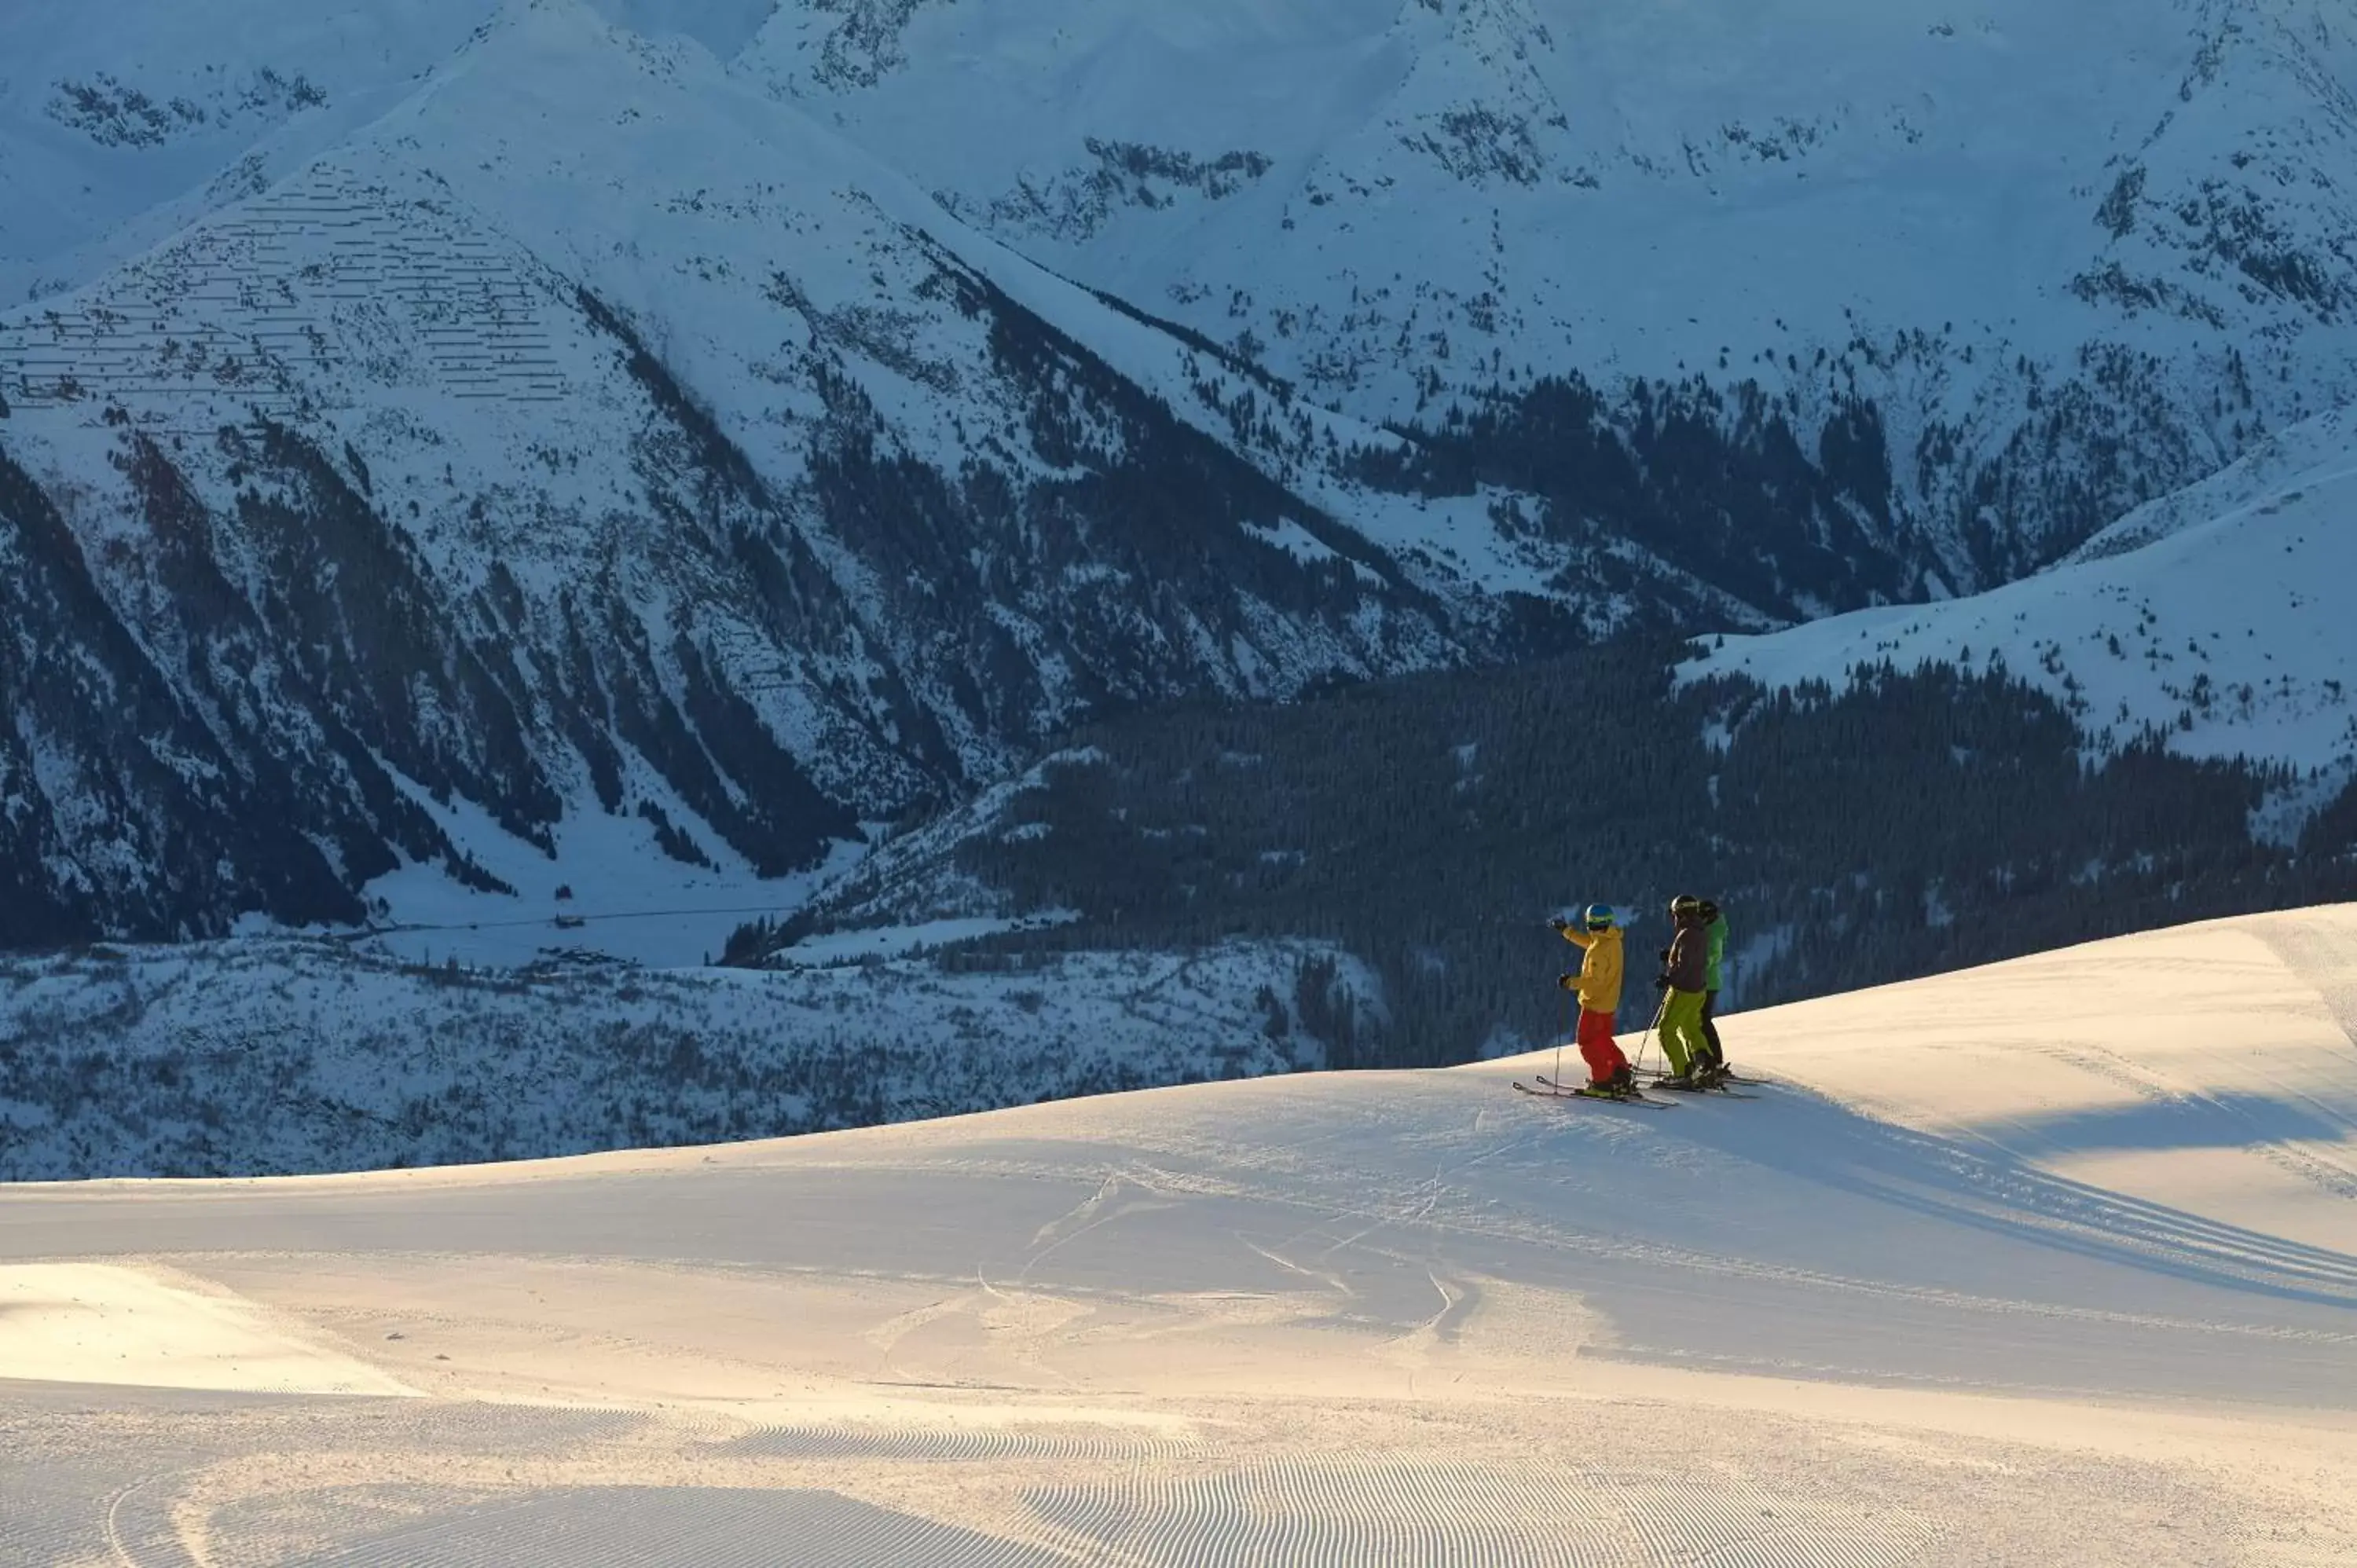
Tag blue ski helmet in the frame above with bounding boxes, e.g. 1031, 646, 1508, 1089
1583, 903, 1615, 929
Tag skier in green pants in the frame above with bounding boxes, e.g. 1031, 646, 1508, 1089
1653, 896, 1714, 1086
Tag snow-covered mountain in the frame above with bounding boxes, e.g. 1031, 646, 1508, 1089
5, 0, 2357, 945
747, 0, 2357, 581
1687, 405, 2357, 782
0, 2, 1486, 944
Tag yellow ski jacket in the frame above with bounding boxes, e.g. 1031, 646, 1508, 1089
1560, 925, 1625, 1013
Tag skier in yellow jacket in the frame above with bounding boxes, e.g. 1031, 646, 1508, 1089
1550, 903, 1634, 1093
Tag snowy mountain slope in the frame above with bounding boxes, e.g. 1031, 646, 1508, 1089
747, 0, 2357, 584
0, 2, 1519, 944
2069, 399, 2357, 560
0, 2, 792, 305
4, 1, 1943, 630
0, 933, 1375, 1181
7, 0, 2357, 949
4, 905, 2355, 1564
1686, 405, 2357, 774
0, 0, 500, 304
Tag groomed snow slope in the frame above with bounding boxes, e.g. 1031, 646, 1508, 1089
1686, 405, 2357, 772
5, 906, 2357, 1563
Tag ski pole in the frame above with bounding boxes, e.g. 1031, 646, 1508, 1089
1552, 979, 1569, 1090
1636, 987, 1669, 1078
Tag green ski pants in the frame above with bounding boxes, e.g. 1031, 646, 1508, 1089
1659, 988, 1709, 1076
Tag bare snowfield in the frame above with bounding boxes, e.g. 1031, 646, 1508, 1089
5, 907, 2356, 1566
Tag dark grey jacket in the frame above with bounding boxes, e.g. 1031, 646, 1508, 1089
1663, 918, 1709, 993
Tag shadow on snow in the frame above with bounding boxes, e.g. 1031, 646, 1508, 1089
1657, 1082, 2357, 1313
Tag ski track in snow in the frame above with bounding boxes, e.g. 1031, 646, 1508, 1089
286, 1489, 1072, 1568
0, 1408, 2219, 1568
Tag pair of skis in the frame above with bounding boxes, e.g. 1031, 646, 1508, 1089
1513, 1072, 1765, 1107
1648, 1071, 1763, 1101
1515, 1074, 1671, 1108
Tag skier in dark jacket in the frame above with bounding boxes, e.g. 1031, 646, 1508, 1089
1654, 896, 1713, 1084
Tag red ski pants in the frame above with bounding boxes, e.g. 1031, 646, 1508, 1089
1577, 1008, 1628, 1084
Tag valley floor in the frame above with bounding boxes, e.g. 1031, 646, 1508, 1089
5, 908, 2356, 1565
